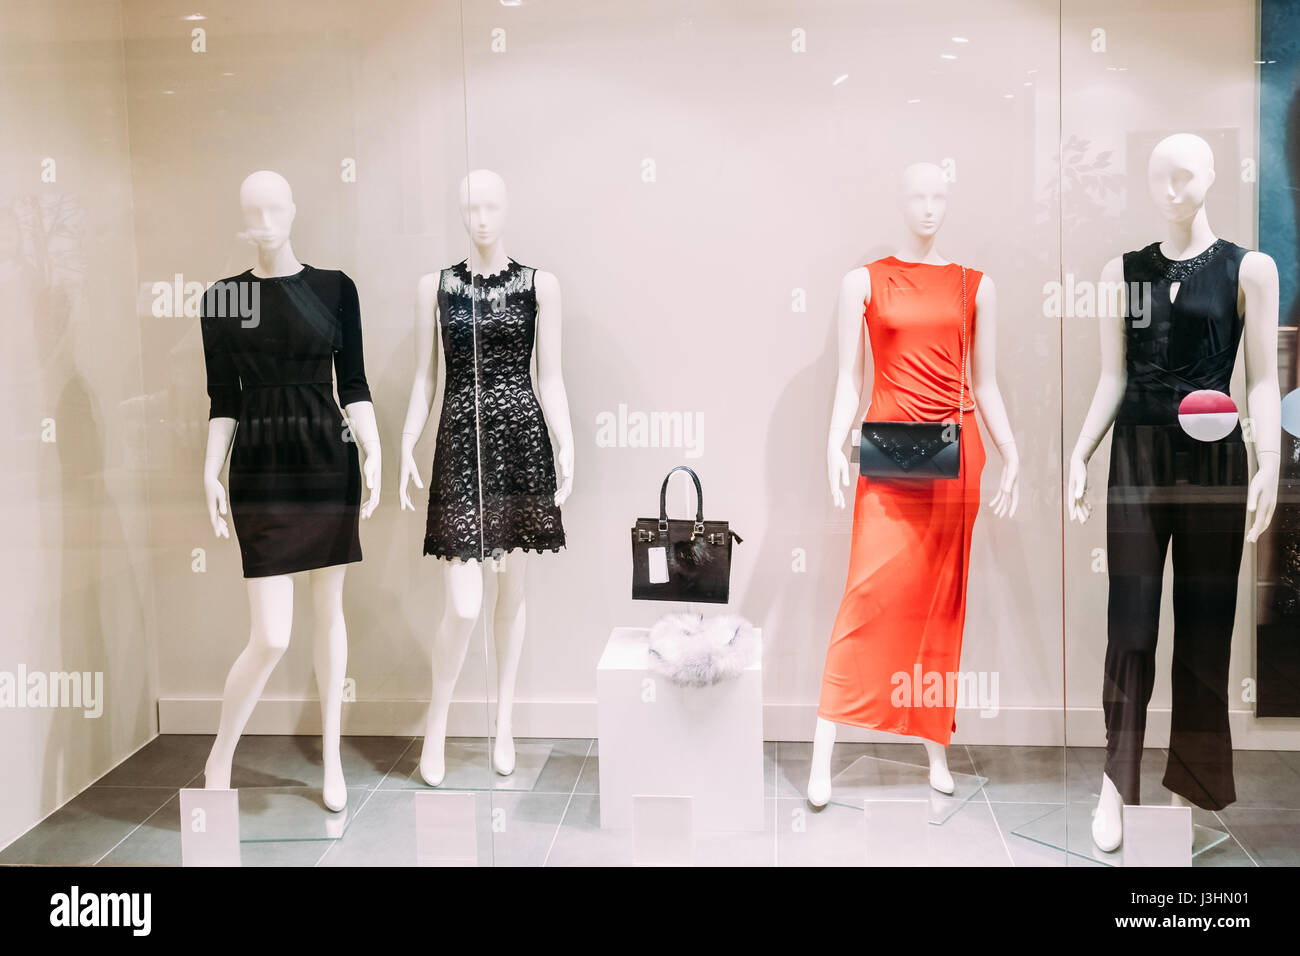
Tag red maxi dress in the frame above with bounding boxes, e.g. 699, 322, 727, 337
817, 256, 985, 746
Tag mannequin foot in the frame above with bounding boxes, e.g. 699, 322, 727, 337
419, 739, 446, 788
929, 763, 955, 795
493, 733, 516, 776
806, 768, 832, 807
203, 756, 231, 791
322, 753, 347, 812
1092, 774, 1123, 852
922, 740, 954, 795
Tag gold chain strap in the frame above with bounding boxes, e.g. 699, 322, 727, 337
958, 265, 967, 429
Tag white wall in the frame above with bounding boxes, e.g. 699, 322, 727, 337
0, 0, 156, 850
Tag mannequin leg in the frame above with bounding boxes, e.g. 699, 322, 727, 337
806, 717, 837, 806
419, 559, 484, 787
1096, 487, 1170, 849
309, 565, 349, 812
489, 552, 530, 776
922, 739, 954, 794
204, 575, 295, 789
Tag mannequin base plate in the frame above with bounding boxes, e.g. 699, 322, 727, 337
828, 755, 988, 825
1011, 800, 1229, 866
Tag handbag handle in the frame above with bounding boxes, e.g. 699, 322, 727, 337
659, 465, 705, 528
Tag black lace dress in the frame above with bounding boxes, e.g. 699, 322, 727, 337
423, 258, 566, 561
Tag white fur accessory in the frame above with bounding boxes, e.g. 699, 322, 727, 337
646, 612, 758, 687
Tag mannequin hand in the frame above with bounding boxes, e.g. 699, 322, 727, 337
360, 450, 381, 520
827, 446, 850, 510
988, 450, 1020, 518
1246, 454, 1280, 543
554, 444, 574, 506
205, 475, 230, 539
399, 447, 423, 512
1067, 454, 1091, 524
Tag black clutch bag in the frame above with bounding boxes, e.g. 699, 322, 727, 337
631, 465, 742, 604
860, 265, 968, 481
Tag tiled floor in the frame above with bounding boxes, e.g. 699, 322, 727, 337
2, 735, 1296, 866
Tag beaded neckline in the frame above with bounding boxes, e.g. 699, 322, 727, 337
452, 258, 519, 283
1146, 238, 1229, 281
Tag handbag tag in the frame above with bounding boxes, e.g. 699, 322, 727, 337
647, 547, 669, 584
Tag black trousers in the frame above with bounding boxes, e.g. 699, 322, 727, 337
1103, 423, 1247, 812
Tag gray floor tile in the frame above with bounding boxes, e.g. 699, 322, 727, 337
986, 800, 1070, 866
317, 789, 491, 867
94, 735, 211, 789
1225, 750, 1300, 809
97, 793, 334, 867
545, 793, 777, 867
518, 738, 591, 794
228, 735, 413, 790
1215, 807, 1300, 866
0, 787, 175, 865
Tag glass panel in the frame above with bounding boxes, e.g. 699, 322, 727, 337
1060, 0, 1287, 866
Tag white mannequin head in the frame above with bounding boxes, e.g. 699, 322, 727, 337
899, 162, 949, 239
459, 169, 508, 248
239, 170, 295, 252
1147, 134, 1215, 224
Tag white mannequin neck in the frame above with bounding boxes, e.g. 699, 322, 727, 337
1161, 206, 1218, 261
467, 240, 510, 277
251, 244, 302, 278
893, 236, 950, 265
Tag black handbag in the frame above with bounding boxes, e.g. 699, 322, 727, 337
859, 265, 968, 480
631, 465, 742, 604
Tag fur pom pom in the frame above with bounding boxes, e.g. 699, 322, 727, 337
646, 612, 758, 687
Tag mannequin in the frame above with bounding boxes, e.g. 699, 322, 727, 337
201, 170, 382, 813
807, 163, 1020, 806
1069, 133, 1280, 851
399, 169, 574, 786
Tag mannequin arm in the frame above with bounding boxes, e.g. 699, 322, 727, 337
1068, 255, 1127, 523
204, 417, 237, 539
1241, 250, 1282, 542
344, 400, 382, 519
399, 272, 440, 511
534, 269, 575, 506
969, 275, 1020, 518
826, 268, 870, 509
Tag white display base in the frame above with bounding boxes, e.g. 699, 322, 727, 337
179, 788, 240, 866
1011, 801, 1228, 866
828, 755, 988, 825
597, 626, 764, 832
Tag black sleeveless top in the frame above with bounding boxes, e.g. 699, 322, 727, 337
1111, 238, 1249, 488
423, 258, 566, 561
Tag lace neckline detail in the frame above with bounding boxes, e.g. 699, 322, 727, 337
453, 258, 519, 283
1147, 238, 1229, 281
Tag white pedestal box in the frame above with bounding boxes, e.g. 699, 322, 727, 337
596, 625, 764, 832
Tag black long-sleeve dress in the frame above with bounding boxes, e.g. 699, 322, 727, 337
200, 265, 372, 578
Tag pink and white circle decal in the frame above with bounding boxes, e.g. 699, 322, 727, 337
1177, 389, 1238, 442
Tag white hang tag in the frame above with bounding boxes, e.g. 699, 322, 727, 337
648, 546, 669, 584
